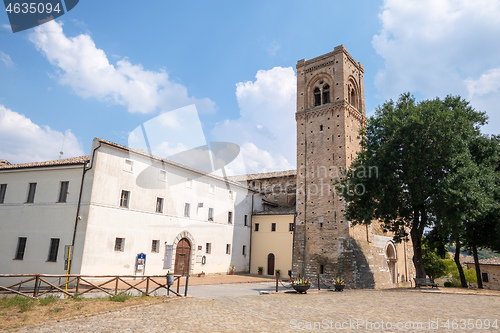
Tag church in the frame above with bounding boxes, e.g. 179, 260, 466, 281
0, 46, 414, 288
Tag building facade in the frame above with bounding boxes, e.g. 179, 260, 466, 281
0, 138, 263, 281
293, 45, 413, 288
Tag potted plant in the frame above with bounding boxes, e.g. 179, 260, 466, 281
333, 277, 345, 291
291, 278, 311, 293
197, 271, 205, 277
275, 269, 281, 278
258, 267, 264, 275
166, 271, 174, 286
229, 266, 235, 275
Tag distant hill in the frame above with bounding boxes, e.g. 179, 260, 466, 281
447, 246, 500, 260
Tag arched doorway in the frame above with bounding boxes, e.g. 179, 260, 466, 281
174, 238, 191, 276
386, 242, 397, 284
267, 253, 275, 275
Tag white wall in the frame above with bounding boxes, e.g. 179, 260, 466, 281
79, 140, 257, 276
0, 164, 87, 281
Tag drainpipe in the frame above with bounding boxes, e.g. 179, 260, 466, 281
69, 141, 101, 274
248, 192, 254, 273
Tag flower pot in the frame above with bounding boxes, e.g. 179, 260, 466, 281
334, 284, 345, 292
292, 284, 310, 294
230, 271, 235, 275
258, 271, 263, 275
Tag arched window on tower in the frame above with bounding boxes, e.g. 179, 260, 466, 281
314, 88, 321, 106
322, 84, 330, 104
348, 82, 358, 110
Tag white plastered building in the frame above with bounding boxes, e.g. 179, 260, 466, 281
0, 138, 263, 279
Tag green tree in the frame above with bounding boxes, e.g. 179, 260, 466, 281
422, 240, 448, 280
338, 93, 487, 279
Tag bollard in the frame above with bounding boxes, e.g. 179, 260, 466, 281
184, 276, 189, 296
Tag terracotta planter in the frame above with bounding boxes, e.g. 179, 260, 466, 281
230, 271, 235, 275
292, 284, 310, 294
258, 271, 263, 275
334, 284, 345, 292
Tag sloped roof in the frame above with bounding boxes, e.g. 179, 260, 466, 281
0, 155, 90, 170
228, 170, 297, 182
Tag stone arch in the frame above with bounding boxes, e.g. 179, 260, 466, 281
307, 73, 334, 108
385, 241, 397, 284
347, 76, 360, 110
172, 231, 196, 276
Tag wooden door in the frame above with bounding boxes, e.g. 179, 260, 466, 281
174, 238, 191, 276
267, 253, 275, 275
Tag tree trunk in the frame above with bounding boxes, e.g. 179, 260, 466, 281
411, 231, 426, 279
454, 238, 468, 288
472, 243, 483, 289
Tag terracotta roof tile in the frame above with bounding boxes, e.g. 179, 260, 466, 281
0, 156, 90, 170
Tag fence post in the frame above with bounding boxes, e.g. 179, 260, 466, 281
177, 276, 180, 294
184, 276, 189, 296
115, 277, 119, 295
146, 277, 149, 296
33, 275, 39, 298
276, 274, 278, 292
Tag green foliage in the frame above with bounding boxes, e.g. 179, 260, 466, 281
49, 307, 63, 313
337, 93, 487, 278
39, 294, 59, 306
444, 281, 452, 287
422, 242, 449, 280
442, 259, 477, 286
108, 293, 133, 302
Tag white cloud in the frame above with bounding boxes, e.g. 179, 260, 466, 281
29, 20, 215, 114
0, 51, 13, 67
373, 0, 500, 134
0, 104, 84, 164
212, 67, 296, 174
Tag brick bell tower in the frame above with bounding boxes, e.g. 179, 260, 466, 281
293, 45, 366, 286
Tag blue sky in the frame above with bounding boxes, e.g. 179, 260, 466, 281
1, 0, 499, 174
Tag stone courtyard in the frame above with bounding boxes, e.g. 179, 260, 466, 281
14, 287, 500, 332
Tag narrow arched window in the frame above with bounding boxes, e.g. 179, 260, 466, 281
314, 88, 321, 106
322, 84, 330, 104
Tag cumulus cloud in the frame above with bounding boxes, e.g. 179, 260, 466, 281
0, 51, 13, 67
0, 104, 84, 164
373, 0, 500, 134
212, 67, 296, 174
29, 20, 215, 114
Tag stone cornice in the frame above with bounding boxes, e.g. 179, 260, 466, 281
296, 101, 366, 124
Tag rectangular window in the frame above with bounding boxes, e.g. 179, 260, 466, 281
123, 159, 133, 172
271, 223, 276, 232
14, 237, 27, 260
242, 245, 246, 255
26, 183, 37, 203
47, 238, 60, 262
151, 240, 159, 253
120, 190, 130, 208
184, 203, 191, 218
482, 272, 489, 283
206, 243, 211, 254
208, 208, 214, 221
114, 238, 125, 252
209, 184, 216, 194
228, 211, 233, 224
156, 197, 164, 213
0, 184, 6, 204
58, 181, 69, 203
255, 223, 259, 231
226, 244, 231, 255
289, 223, 294, 232
244, 215, 248, 226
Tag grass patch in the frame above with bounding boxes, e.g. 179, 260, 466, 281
39, 294, 59, 306
108, 293, 133, 302
0, 296, 36, 313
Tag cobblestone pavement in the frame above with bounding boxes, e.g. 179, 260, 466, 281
14, 288, 500, 333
